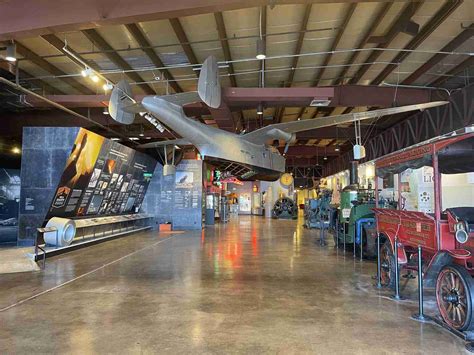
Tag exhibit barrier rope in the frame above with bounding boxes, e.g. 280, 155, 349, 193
0, 235, 176, 313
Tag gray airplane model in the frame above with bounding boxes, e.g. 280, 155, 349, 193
109, 56, 447, 181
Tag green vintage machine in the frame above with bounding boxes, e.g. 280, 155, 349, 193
335, 161, 377, 256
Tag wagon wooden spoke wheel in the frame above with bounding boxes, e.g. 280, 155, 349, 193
436, 265, 474, 331
380, 241, 396, 288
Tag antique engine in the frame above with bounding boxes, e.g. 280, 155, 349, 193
272, 197, 298, 219
336, 161, 377, 256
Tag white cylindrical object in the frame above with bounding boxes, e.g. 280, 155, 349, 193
44, 217, 76, 247
163, 164, 176, 176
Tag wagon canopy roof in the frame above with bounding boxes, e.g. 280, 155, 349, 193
376, 132, 474, 177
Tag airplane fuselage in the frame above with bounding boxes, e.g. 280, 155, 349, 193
142, 96, 286, 181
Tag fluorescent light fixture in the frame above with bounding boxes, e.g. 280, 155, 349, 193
129, 137, 139, 141
111, 138, 120, 141
5, 43, 16, 62
309, 99, 331, 107
257, 102, 263, 115
256, 38, 266, 60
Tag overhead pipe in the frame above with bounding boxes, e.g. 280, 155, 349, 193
0, 77, 134, 143
21, 46, 472, 82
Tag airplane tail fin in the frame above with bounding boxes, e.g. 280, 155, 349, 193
197, 55, 221, 108
109, 80, 143, 125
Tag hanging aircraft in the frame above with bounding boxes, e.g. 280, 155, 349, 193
108, 56, 448, 181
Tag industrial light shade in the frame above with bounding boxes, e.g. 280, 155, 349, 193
256, 38, 266, 60
257, 102, 264, 115
5, 43, 16, 62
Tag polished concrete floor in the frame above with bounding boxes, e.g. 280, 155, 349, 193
0, 216, 468, 354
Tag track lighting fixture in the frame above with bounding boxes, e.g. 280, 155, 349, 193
81, 67, 93, 77
103, 82, 113, 91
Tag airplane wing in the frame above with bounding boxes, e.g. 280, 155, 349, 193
241, 101, 448, 145
138, 138, 192, 149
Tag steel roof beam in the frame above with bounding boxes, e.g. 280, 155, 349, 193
125, 23, 183, 93
279, 145, 340, 156
169, 18, 199, 66
371, 0, 463, 85
14, 41, 94, 94
214, 12, 237, 87
348, 2, 423, 86
276, 4, 312, 123
0, 60, 64, 94
81, 29, 156, 95
23, 85, 444, 109
429, 56, 474, 87
214, 11, 245, 130
402, 24, 473, 85
298, 3, 356, 119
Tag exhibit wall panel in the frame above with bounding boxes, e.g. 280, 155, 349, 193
45, 128, 157, 218
18, 127, 79, 246
142, 159, 203, 230
0, 168, 21, 244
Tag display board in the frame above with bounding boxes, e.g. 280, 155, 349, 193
46, 128, 157, 218
0, 168, 20, 244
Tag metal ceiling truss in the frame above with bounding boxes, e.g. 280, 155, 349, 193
323, 83, 474, 176
286, 166, 322, 180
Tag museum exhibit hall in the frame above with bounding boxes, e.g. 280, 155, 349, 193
0, 0, 473, 353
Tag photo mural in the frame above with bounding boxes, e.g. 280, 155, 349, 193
46, 128, 157, 219
0, 169, 20, 244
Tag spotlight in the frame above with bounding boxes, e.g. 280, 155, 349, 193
256, 38, 266, 60
257, 102, 263, 115
91, 75, 99, 83
5, 43, 16, 62
103, 82, 113, 91
11, 146, 20, 154
103, 107, 109, 115
81, 67, 93, 77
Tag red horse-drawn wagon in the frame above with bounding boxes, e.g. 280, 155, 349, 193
374, 128, 474, 331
